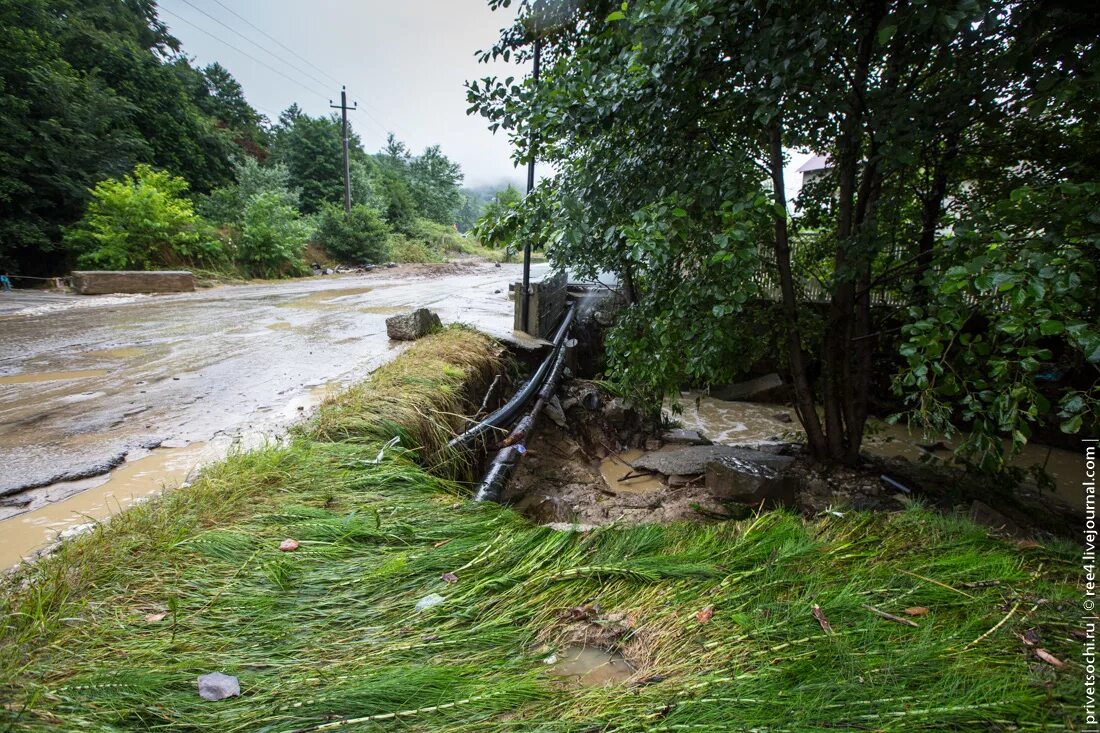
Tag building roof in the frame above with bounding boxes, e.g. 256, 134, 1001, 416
796, 155, 832, 174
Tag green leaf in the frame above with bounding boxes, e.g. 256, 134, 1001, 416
877, 24, 897, 45
1061, 414, 1083, 434
605, 10, 626, 21
1039, 320, 1064, 336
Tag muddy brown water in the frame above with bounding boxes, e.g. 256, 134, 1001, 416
669, 391, 1088, 510
548, 646, 634, 686
598, 449, 664, 494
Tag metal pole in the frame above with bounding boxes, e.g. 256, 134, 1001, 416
521, 36, 541, 334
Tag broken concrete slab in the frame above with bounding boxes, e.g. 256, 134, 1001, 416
71, 270, 194, 295
710, 373, 786, 402
631, 444, 790, 477
385, 308, 442, 340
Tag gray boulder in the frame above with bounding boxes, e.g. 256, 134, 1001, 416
386, 308, 442, 341
705, 452, 798, 507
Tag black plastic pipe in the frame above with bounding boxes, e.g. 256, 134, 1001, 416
474, 332, 571, 502
447, 305, 575, 453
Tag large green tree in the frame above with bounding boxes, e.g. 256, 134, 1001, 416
0, 0, 258, 275
470, 0, 1099, 468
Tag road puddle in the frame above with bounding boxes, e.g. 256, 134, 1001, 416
280, 287, 377, 309
0, 369, 110, 385
0, 443, 211, 570
599, 449, 664, 493
548, 646, 633, 686
83, 346, 146, 360
359, 306, 407, 315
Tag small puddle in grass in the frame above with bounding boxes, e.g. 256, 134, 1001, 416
0, 443, 212, 570
549, 646, 633, 686
0, 369, 109, 385
599, 449, 665, 493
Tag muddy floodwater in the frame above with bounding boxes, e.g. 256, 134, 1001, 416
0, 262, 547, 567
548, 646, 634, 686
670, 391, 1088, 510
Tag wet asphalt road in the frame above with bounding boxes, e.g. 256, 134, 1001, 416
0, 261, 547, 502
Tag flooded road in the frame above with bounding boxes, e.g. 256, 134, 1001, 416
0, 262, 545, 565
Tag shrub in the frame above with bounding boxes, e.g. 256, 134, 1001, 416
236, 192, 311, 278
200, 158, 300, 227
313, 204, 391, 264
387, 234, 443, 264
64, 165, 222, 270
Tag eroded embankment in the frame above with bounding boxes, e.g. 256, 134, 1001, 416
0, 327, 1083, 732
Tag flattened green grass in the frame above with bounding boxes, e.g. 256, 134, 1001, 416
0, 329, 1082, 732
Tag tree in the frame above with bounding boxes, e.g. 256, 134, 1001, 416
64, 164, 220, 270
408, 145, 464, 224
313, 204, 391, 264
470, 0, 1099, 468
471, 185, 523, 249
269, 112, 348, 214
236, 191, 310, 278
200, 158, 299, 227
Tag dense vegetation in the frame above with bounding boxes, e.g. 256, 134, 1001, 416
0, 0, 495, 278
470, 0, 1100, 473
0, 328, 1080, 731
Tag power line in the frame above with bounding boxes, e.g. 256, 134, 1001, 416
174, 0, 335, 91
159, 7, 330, 105
206, 0, 342, 88
166, 2, 391, 137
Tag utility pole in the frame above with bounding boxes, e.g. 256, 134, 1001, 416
521, 35, 542, 334
330, 86, 357, 213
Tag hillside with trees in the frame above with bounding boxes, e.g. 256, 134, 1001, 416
0, 0, 488, 279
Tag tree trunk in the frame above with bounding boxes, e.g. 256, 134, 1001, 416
768, 118, 828, 460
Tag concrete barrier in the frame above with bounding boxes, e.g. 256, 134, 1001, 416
70, 270, 195, 295
514, 270, 568, 339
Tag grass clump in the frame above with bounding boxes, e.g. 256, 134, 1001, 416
305, 326, 500, 461
0, 329, 1083, 732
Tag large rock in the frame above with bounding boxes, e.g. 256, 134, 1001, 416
710, 373, 787, 402
631, 445, 798, 507
386, 308, 442, 341
705, 452, 798, 507
71, 270, 194, 295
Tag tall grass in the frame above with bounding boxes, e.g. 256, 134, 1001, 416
0, 328, 1082, 732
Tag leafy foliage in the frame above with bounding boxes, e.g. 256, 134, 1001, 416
313, 204, 392, 265
236, 191, 311, 278
64, 165, 219, 270
470, 0, 1100, 468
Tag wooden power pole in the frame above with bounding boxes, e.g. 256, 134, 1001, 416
330, 86, 357, 212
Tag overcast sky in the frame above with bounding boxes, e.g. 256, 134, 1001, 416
157, 0, 812, 196
158, 0, 525, 188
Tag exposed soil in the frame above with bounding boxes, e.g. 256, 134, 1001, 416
504, 380, 1081, 541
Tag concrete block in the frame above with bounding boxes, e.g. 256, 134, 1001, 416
71, 270, 195, 295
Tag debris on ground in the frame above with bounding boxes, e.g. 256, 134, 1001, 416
197, 672, 240, 701
415, 593, 446, 612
